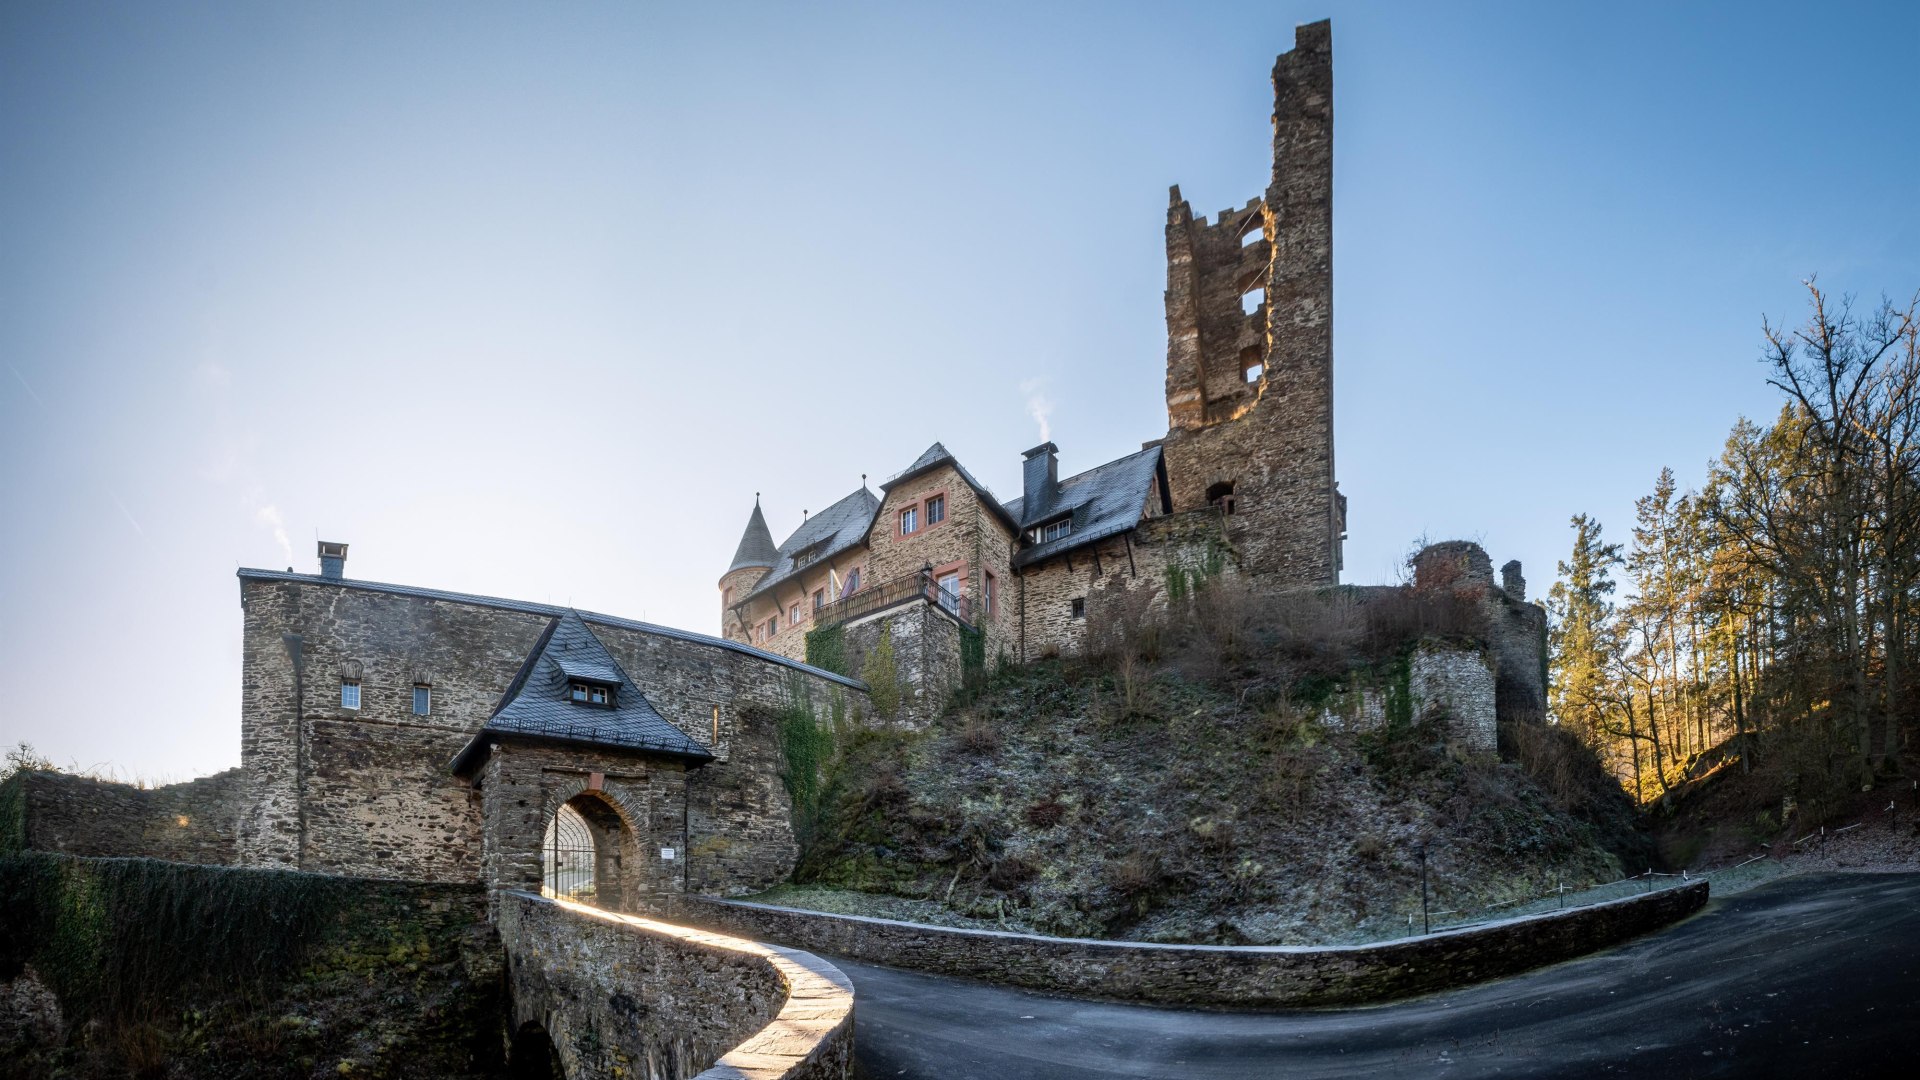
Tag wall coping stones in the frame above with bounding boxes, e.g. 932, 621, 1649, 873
679, 881, 1710, 1009
501, 891, 854, 1079
237, 568, 868, 691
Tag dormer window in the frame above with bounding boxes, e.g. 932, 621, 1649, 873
1032, 517, 1070, 544
569, 682, 614, 707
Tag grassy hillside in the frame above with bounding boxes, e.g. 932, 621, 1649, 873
783, 588, 1651, 945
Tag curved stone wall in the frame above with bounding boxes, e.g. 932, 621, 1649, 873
679, 881, 1708, 1010
496, 891, 853, 1079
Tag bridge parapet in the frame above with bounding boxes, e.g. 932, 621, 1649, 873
496, 891, 853, 1079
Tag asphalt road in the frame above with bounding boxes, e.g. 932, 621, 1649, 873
837, 872, 1920, 1079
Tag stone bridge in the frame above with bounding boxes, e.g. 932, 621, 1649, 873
495, 891, 853, 1080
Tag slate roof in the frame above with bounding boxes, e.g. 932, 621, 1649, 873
450, 611, 713, 776
1005, 445, 1166, 568
880, 442, 1019, 531
727, 501, 779, 574
740, 486, 881, 604
234, 568, 866, 690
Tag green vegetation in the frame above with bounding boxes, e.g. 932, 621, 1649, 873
0, 853, 501, 1079
782, 586, 1645, 945
802, 624, 848, 677
860, 625, 905, 719
775, 676, 839, 844
1548, 282, 1920, 846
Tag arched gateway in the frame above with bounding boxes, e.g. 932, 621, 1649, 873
451, 611, 713, 911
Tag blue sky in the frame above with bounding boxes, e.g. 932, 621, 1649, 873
3, 1, 1916, 779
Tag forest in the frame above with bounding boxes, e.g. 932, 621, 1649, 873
1548, 282, 1919, 821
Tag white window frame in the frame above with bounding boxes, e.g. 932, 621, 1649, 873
900, 506, 919, 535
412, 684, 431, 716
926, 494, 945, 525
340, 680, 361, 710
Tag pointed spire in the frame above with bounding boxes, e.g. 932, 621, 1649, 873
727, 499, 779, 575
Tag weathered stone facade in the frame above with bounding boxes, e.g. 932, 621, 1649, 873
232, 567, 864, 901
1409, 644, 1498, 754
2, 769, 246, 864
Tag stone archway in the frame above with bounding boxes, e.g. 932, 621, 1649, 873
539, 786, 641, 912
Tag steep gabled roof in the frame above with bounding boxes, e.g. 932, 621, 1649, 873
727, 500, 779, 575
449, 611, 713, 776
741, 486, 881, 604
880, 442, 1019, 532
1006, 445, 1165, 568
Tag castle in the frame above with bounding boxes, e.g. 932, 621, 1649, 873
6, 23, 1542, 913
721, 20, 1344, 693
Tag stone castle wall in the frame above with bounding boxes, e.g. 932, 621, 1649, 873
1014, 509, 1233, 660
3, 769, 246, 864
235, 573, 863, 894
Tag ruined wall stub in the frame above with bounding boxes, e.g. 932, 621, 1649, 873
1161, 19, 1340, 588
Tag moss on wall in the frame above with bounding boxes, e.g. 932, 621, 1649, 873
0, 854, 503, 1079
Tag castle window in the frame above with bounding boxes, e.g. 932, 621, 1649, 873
926, 494, 946, 525
340, 680, 360, 710
412, 684, 431, 716
985, 570, 998, 618
569, 682, 613, 706
1070, 598, 1085, 620
790, 602, 802, 626
1207, 481, 1236, 515
900, 506, 919, 535
766, 616, 778, 639
1240, 223, 1263, 247
1241, 286, 1265, 315
1033, 518, 1070, 544
813, 589, 825, 611
844, 568, 861, 594
1240, 346, 1264, 383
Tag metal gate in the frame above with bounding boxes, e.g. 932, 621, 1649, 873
542, 803, 596, 901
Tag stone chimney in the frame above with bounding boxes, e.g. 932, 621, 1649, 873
318, 541, 348, 581
1501, 560, 1526, 602
1021, 442, 1058, 522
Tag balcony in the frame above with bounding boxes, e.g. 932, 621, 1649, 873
810, 569, 972, 633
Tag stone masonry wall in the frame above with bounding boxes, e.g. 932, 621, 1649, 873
5, 769, 246, 864
837, 603, 964, 727
1014, 509, 1231, 661
866, 462, 1019, 658
679, 879, 1708, 1011
1410, 644, 1498, 754
497, 891, 853, 1080
236, 573, 865, 895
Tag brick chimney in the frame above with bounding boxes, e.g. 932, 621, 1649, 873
318, 540, 348, 580
1021, 442, 1058, 523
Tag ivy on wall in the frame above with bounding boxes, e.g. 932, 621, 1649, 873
776, 676, 837, 845
803, 625, 848, 677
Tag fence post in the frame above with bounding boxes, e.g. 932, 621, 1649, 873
1417, 841, 1431, 935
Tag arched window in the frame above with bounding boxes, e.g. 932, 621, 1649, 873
1206, 481, 1236, 515
543, 803, 596, 901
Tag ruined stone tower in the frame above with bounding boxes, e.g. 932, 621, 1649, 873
1160, 19, 1342, 585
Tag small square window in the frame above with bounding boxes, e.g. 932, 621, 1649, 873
590, 685, 609, 705
926, 495, 945, 525
1070, 598, 1085, 620
412, 685, 431, 716
901, 506, 918, 535
340, 681, 360, 709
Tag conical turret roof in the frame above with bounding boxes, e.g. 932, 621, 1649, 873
727, 498, 779, 575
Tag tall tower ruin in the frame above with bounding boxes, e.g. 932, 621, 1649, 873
1160, 19, 1342, 585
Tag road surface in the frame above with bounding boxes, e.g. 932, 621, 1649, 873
837, 871, 1920, 1079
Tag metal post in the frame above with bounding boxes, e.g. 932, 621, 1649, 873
1418, 842, 1430, 935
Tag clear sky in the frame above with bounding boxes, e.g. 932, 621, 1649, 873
3, 1, 1916, 780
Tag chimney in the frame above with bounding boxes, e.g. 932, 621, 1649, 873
318, 541, 348, 581
1021, 442, 1058, 522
